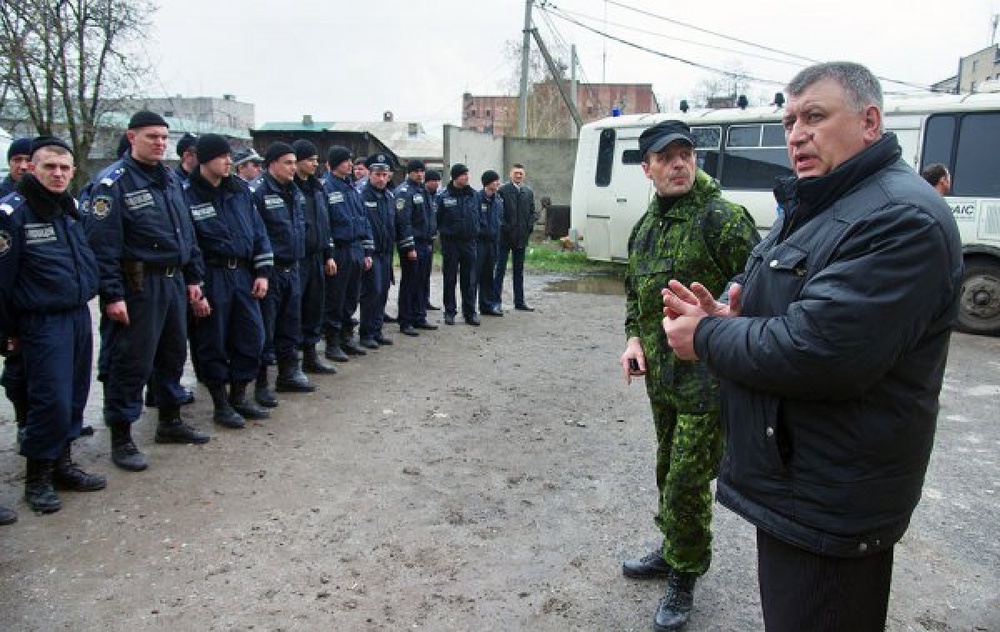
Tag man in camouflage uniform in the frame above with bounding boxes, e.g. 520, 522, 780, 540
619, 120, 759, 631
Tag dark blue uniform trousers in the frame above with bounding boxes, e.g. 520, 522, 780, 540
300, 251, 326, 346
103, 273, 188, 426
475, 236, 498, 312
442, 238, 477, 318
360, 252, 392, 339
194, 265, 264, 386
260, 265, 302, 365
19, 307, 92, 460
397, 253, 422, 328
323, 247, 362, 337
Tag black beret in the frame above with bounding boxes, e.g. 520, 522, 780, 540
450, 163, 469, 180
7, 137, 32, 160
30, 136, 74, 158
195, 134, 231, 165
405, 159, 425, 173
481, 169, 500, 187
176, 133, 198, 156
128, 110, 169, 130
263, 142, 295, 165
327, 145, 352, 167
425, 169, 442, 182
292, 139, 318, 161
638, 120, 694, 157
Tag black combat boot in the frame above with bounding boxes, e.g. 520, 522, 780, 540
255, 366, 279, 408
52, 443, 107, 491
324, 333, 349, 362
208, 383, 245, 429
230, 382, 270, 419
340, 329, 367, 356
302, 344, 337, 374
109, 421, 148, 472
24, 458, 61, 513
275, 357, 316, 393
623, 547, 673, 579
155, 404, 210, 444
653, 569, 697, 631
0, 505, 16, 525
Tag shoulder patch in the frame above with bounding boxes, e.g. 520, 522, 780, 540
100, 167, 126, 187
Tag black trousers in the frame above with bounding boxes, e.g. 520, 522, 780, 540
756, 528, 893, 632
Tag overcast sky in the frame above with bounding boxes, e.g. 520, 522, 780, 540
146, 0, 998, 135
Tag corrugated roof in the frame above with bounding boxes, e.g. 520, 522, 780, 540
255, 120, 442, 160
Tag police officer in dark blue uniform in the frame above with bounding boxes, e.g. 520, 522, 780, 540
183, 134, 274, 428
291, 140, 338, 375
0, 137, 106, 514
174, 133, 198, 184
475, 170, 504, 317
0, 137, 33, 481
249, 142, 314, 405
393, 160, 438, 335
321, 146, 372, 361
360, 154, 413, 348
423, 169, 442, 312
437, 164, 480, 326
84, 110, 209, 472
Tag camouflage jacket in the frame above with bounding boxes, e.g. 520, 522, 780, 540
625, 170, 759, 410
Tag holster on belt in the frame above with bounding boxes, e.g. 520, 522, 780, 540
122, 260, 145, 293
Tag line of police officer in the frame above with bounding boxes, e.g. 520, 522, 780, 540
0, 111, 514, 521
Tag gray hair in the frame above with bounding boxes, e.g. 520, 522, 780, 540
786, 62, 883, 112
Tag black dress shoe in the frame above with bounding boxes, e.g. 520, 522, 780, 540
400, 325, 419, 336
360, 337, 380, 349
426, 304, 441, 311
374, 334, 394, 345
622, 549, 672, 579
514, 304, 535, 312
415, 321, 438, 330
482, 307, 504, 317
465, 315, 481, 326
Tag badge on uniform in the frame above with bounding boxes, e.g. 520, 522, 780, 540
396, 198, 406, 211
92, 195, 112, 220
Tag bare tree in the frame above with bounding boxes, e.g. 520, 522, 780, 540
0, 0, 154, 185
500, 38, 575, 138
692, 60, 754, 108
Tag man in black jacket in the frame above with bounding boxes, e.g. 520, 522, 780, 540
493, 163, 536, 312
662, 62, 962, 630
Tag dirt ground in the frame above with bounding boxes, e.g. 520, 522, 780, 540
0, 270, 997, 631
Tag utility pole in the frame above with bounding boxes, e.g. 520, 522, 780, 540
517, 0, 533, 137
570, 44, 579, 138
530, 28, 583, 131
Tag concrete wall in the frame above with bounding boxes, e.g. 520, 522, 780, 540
444, 125, 577, 212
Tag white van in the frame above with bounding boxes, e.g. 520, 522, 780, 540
570, 92, 1000, 335
0, 127, 12, 181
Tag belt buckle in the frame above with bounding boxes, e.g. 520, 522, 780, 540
164, 266, 177, 277
226, 258, 238, 269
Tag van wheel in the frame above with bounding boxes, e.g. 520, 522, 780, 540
957, 259, 1000, 336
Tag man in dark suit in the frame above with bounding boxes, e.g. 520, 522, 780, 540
493, 163, 537, 312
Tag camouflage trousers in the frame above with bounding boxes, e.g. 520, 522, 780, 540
649, 397, 723, 576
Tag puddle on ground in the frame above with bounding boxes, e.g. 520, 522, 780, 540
545, 275, 625, 296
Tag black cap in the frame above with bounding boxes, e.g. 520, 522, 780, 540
8, 137, 32, 160
354, 156, 367, 166
481, 169, 500, 187
233, 147, 264, 166
425, 169, 442, 182
195, 134, 231, 164
638, 120, 694, 157
364, 153, 392, 172
327, 146, 352, 167
405, 159, 425, 173
292, 139, 318, 161
176, 133, 198, 156
450, 163, 469, 180
263, 142, 295, 165
30, 136, 74, 158
128, 110, 169, 130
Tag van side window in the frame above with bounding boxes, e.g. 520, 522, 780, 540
922, 114, 955, 168
720, 123, 791, 190
953, 113, 1000, 197
691, 126, 722, 178
596, 128, 616, 187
